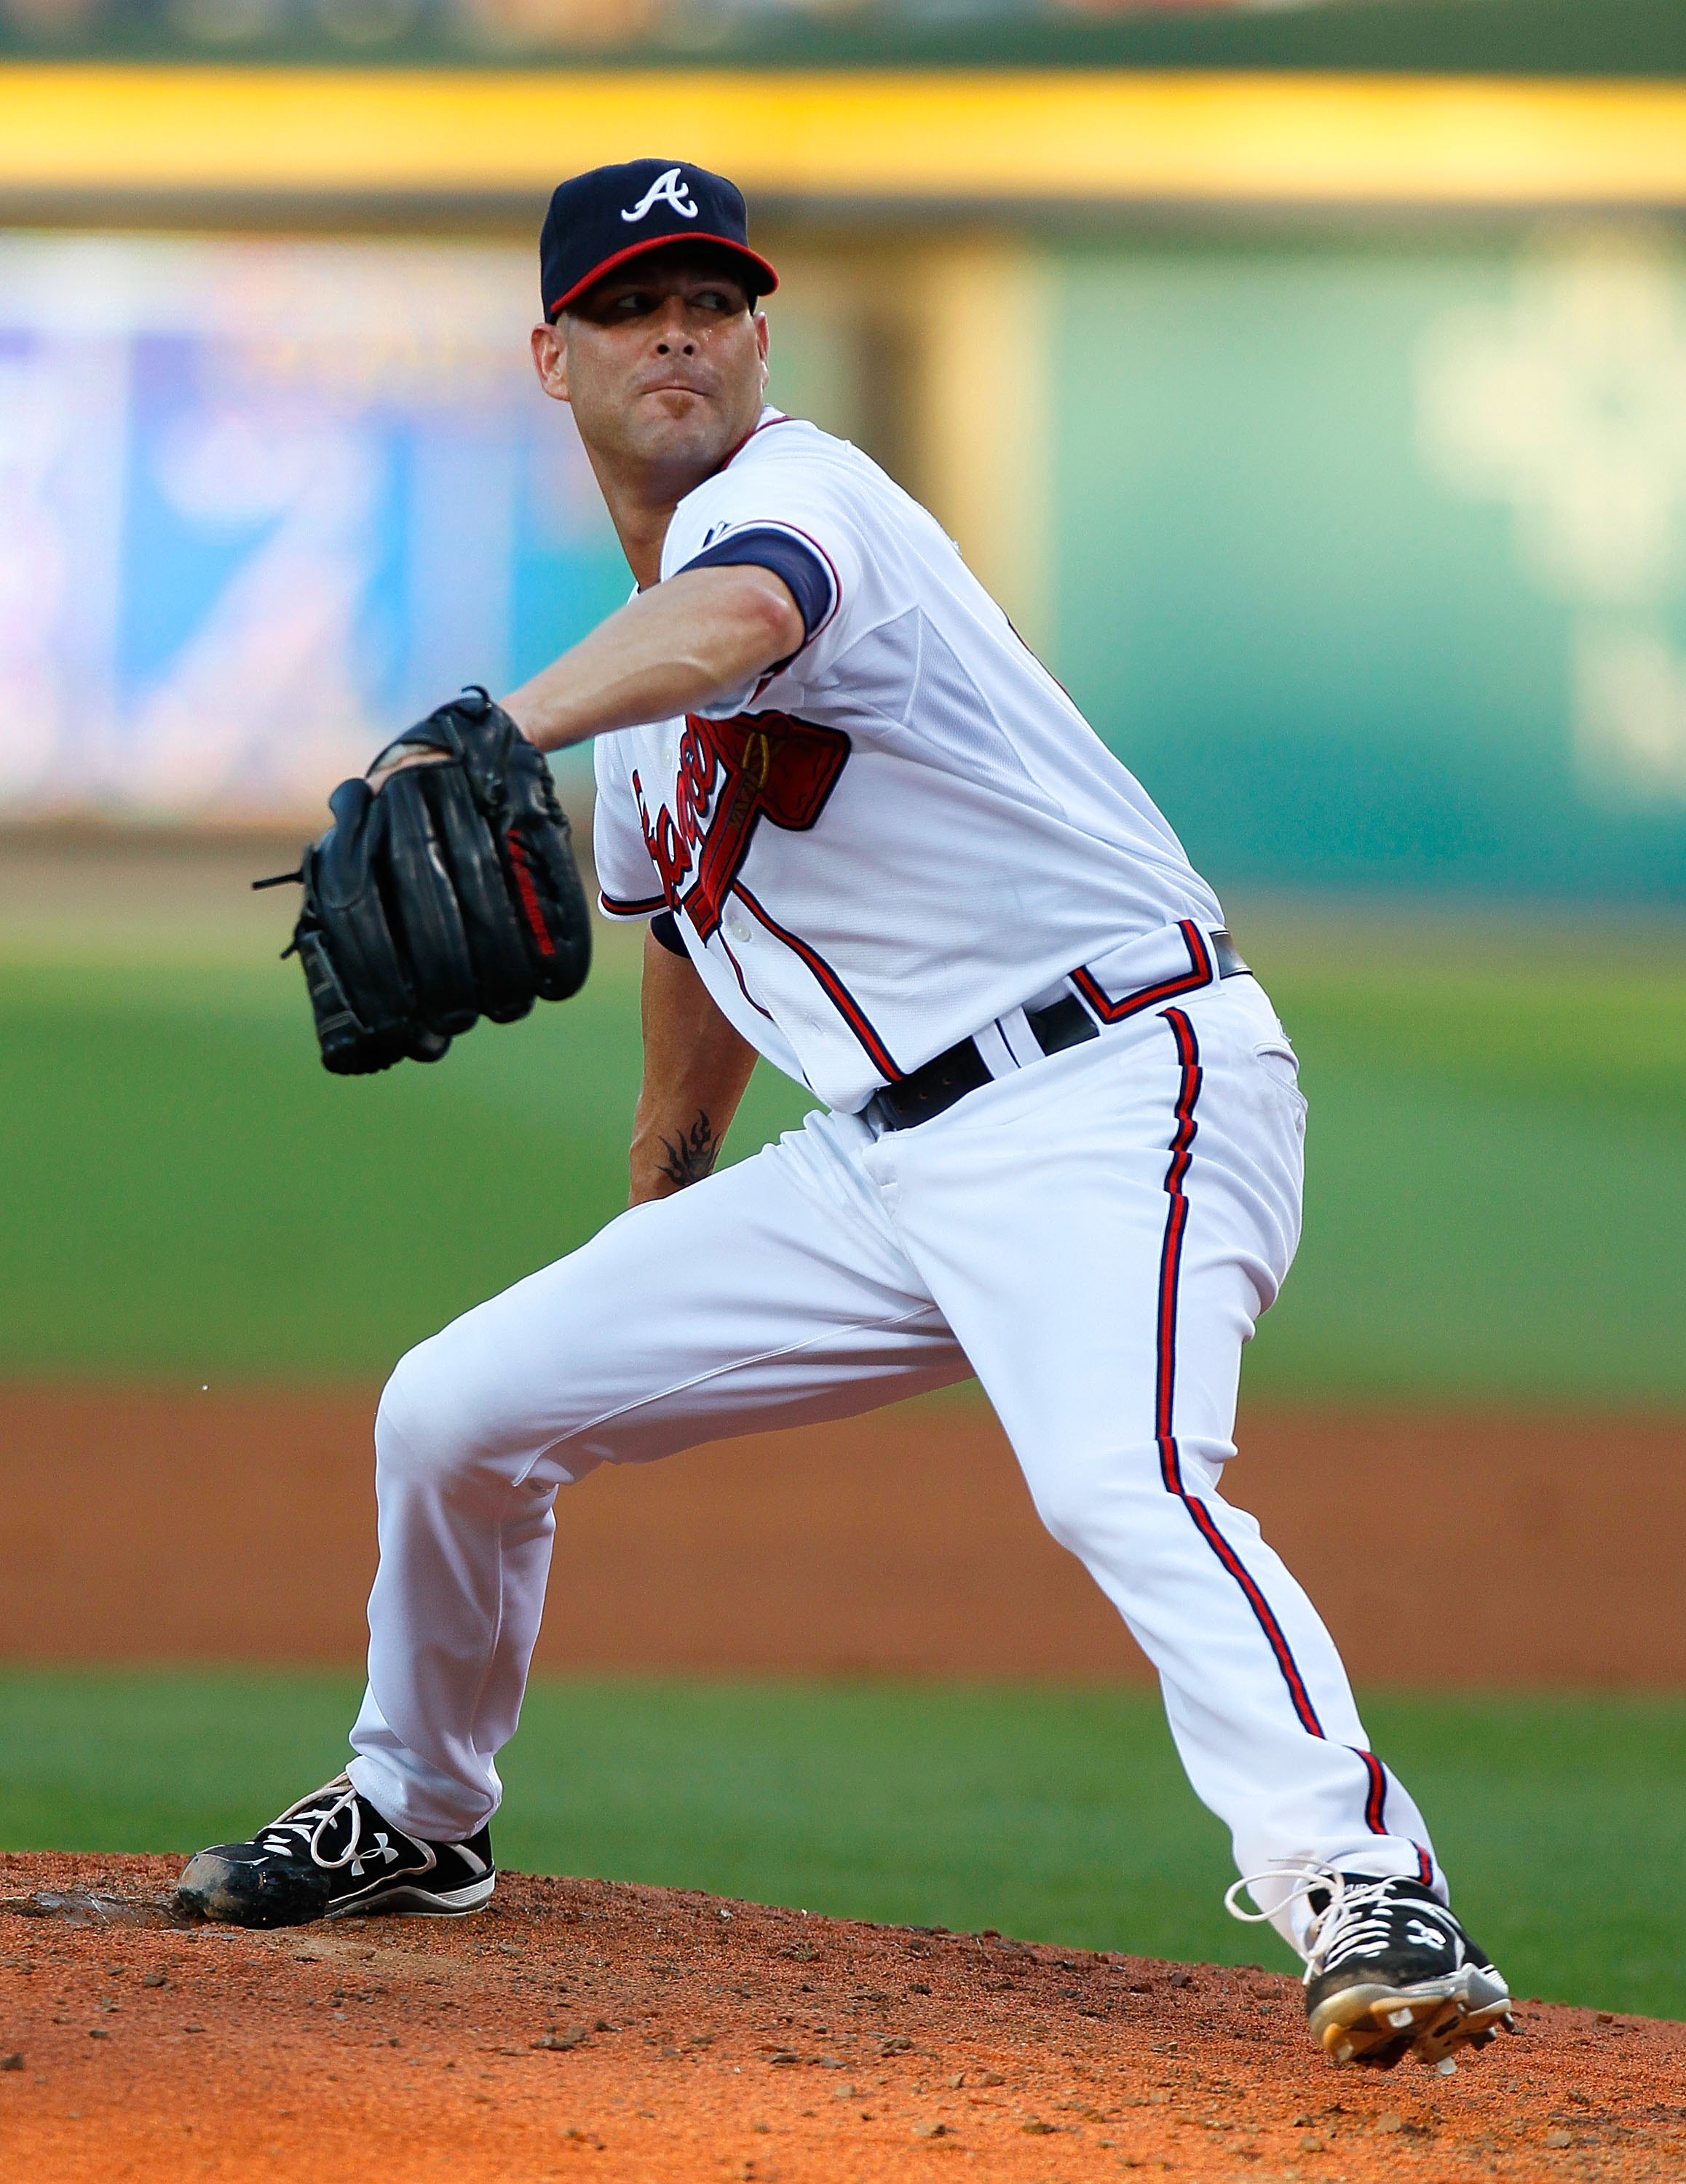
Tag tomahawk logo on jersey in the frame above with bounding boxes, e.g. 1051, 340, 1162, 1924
630, 710, 850, 942
594, 409, 1226, 1109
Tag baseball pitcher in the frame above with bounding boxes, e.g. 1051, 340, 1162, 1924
180, 160, 1511, 2073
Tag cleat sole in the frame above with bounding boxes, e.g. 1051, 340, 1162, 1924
325, 1875, 496, 1920
1310, 1969, 1512, 2070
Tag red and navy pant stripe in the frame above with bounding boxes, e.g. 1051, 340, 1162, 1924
1155, 1005, 1428, 1880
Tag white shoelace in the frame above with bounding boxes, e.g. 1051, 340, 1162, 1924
1223, 1864, 1459, 1980
256, 1773, 370, 1873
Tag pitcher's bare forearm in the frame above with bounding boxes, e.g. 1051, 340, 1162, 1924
628, 927, 761, 1206
500, 564, 802, 755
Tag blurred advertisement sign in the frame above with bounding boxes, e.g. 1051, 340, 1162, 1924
1417, 226, 1686, 807
1052, 223, 1686, 900
0, 233, 625, 818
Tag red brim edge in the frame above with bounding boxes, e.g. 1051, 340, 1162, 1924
548, 232, 780, 319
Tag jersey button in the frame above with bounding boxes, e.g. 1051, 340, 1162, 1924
727, 913, 752, 943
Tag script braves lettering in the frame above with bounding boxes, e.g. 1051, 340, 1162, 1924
632, 711, 850, 941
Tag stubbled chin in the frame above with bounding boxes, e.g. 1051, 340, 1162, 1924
631, 405, 735, 468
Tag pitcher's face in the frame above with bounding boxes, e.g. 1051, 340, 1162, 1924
533, 248, 769, 480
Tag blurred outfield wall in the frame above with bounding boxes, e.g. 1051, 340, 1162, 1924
1, 57, 1683, 901
1045, 226, 1686, 900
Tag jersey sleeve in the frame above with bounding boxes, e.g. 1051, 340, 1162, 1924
661, 425, 868, 714
591, 730, 667, 920
676, 526, 835, 649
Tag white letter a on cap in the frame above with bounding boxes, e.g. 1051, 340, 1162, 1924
622, 168, 699, 223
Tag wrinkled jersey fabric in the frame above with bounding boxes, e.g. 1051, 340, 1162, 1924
593, 408, 1222, 1111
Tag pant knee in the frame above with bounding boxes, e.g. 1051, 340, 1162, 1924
374, 1323, 588, 1500
1028, 1462, 1120, 1559
1034, 1482, 1123, 1562
1026, 1439, 1219, 1563
374, 1334, 487, 1496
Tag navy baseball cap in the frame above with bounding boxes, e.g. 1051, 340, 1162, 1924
540, 158, 779, 323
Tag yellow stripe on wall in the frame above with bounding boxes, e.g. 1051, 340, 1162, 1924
4, 66, 1686, 205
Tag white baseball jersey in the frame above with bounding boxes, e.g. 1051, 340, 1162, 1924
593, 407, 1224, 1113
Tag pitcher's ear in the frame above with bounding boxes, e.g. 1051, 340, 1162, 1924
531, 320, 570, 403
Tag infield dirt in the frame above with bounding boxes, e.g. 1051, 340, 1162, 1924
2, 1853, 1682, 2184
1, 1384, 1680, 1683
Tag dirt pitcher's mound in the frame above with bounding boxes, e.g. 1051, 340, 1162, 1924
0, 1856, 1680, 2183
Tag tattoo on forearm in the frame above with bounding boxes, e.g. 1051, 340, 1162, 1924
657, 1110, 721, 1190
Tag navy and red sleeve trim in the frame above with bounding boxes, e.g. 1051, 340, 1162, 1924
678, 526, 836, 644
598, 887, 667, 918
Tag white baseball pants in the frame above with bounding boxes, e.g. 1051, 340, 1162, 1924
347, 969, 1441, 1947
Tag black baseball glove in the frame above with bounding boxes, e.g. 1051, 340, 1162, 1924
258, 688, 591, 1075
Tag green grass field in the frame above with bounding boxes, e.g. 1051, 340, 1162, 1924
2, 1669, 1681, 2020
1, 894, 1682, 1395
3, 877, 1683, 2025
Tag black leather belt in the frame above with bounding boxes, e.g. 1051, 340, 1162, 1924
864, 928, 1248, 1133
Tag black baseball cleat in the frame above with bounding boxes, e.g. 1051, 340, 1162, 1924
1299, 1873, 1513, 2070
175, 1773, 494, 1928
